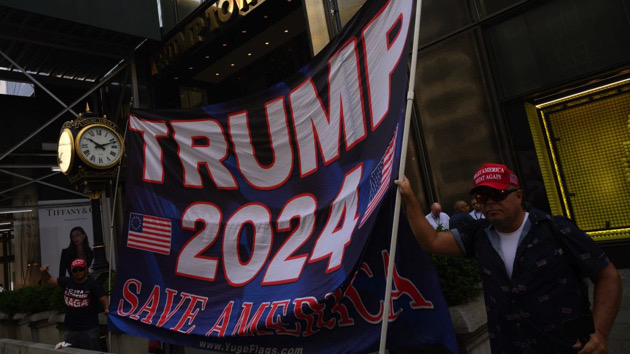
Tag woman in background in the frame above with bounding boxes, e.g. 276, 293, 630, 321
58, 226, 93, 277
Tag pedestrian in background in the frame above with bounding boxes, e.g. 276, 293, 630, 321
449, 200, 473, 229
41, 258, 108, 351
59, 226, 93, 277
426, 202, 449, 230
469, 197, 485, 220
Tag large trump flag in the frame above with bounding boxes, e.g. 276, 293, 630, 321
108, 1, 458, 353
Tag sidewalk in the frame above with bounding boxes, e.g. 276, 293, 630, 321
607, 267, 630, 353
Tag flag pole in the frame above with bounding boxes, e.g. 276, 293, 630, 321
378, 0, 423, 352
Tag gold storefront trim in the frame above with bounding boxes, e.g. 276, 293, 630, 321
526, 77, 630, 242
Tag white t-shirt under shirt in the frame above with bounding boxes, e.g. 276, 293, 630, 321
496, 212, 529, 278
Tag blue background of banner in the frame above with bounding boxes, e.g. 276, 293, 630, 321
108, 1, 458, 352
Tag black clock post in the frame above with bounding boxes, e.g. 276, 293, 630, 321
87, 184, 109, 281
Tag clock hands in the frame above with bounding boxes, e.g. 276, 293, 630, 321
86, 137, 114, 150
86, 138, 105, 150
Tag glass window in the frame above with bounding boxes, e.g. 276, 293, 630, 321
0, 80, 34, 98
418, 0, 473, 45
486, 0, 630, 99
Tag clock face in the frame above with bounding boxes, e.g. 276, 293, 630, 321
57, 128, 74, 174
76, 124, 124, 169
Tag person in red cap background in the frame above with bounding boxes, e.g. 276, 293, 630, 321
40, 258, 108, 351
395, 163, 622, 353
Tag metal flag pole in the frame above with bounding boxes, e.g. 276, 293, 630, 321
378, 0, 423, 352
106, 121, 127, 352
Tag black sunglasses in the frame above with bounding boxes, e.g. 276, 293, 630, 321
72, 267, 86, 273
475, 189, 519, 204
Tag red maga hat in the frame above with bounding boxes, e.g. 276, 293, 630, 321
70, 258, 87, 270
470, 163, 520, 194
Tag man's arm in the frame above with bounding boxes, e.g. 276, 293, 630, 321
40, 265, 58, 286
578, 263, 622, 353
394, 176, 462, 256
99, 295, 110, 314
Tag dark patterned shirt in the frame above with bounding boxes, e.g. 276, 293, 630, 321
451, 208, 609, 353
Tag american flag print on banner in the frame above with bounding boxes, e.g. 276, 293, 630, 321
127, 212, 172, 255
360, 125, 398, 227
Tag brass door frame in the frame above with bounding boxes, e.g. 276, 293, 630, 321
526, 78, 630, 242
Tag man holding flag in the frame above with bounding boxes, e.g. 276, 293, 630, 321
395, 164, 621, 353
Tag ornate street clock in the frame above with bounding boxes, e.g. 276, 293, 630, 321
57, 105, 124, 186
56, 105, 124, 281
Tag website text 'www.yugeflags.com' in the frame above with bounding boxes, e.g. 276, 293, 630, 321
198, 341, 304, 354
